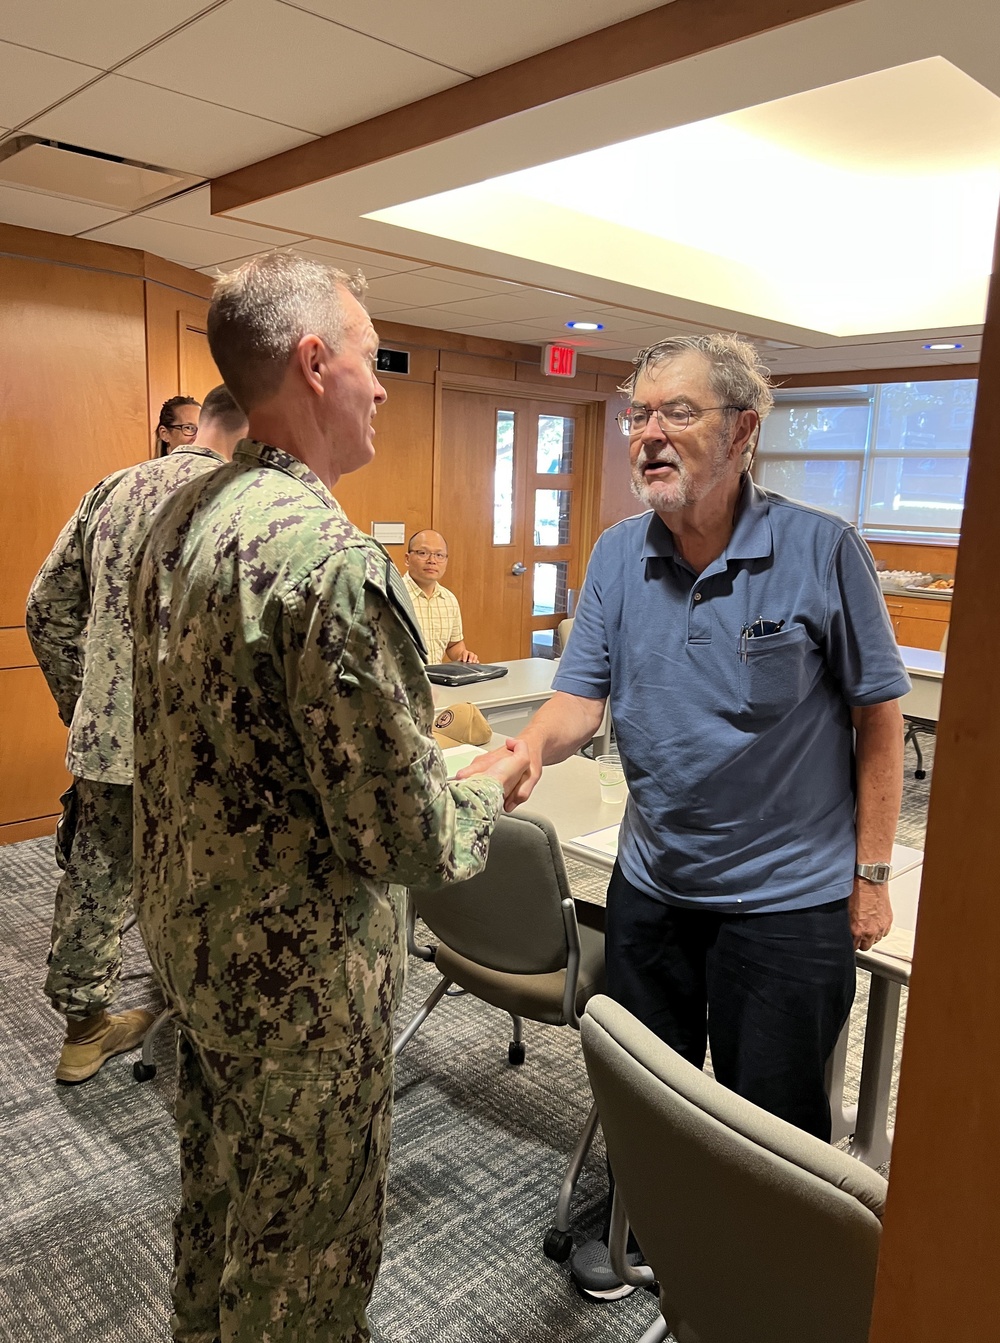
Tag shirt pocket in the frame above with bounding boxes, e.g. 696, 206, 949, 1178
739, 623, 815, 719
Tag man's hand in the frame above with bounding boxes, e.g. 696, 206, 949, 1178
459, 737, 539, 811
446, 640, 480, 664
849, 878, 893, 951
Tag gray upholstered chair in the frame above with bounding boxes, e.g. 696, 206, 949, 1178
396, 810, 605, 1261
556, 617, 574, 656
581, 995, 888, 1343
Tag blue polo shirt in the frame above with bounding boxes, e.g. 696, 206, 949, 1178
553, 479, 910, 913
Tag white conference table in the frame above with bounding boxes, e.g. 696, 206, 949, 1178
433, 657, 612, 753
505, 744, 920, 1169
900, 645, 945, 723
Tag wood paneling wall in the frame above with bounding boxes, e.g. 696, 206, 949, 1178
867, 202, 1000, 1343
0, 224, 223, 842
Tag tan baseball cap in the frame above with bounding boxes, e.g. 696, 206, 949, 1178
432, 702, 492, 749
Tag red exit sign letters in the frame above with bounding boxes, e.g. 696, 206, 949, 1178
542, 344, 578, 378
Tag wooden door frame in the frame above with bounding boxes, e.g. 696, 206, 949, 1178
432, 369, 615, 565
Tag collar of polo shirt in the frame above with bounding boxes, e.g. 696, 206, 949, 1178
640, 475, 774, 571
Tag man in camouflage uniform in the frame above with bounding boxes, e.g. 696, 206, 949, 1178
130, 253, 526, 1343
25, 386, 247, 1083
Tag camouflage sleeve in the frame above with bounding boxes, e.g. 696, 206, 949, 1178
25, 473, 127, 725
281, 549, 503, 886
25, 508, 91, 725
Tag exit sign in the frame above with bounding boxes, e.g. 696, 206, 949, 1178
542, 344, 578, 378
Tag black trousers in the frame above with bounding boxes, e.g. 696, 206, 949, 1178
604, 863, 857, 1142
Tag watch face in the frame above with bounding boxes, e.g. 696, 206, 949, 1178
859, 863, 891, 882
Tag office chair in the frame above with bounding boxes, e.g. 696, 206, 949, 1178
903, 625, 948, 780
582, 995, 888, 1343
121, 911, 172, 1082
396, 810, 606, 1262
556, 617, 574, 656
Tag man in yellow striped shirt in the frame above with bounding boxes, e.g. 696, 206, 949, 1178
402, 530, 480, 664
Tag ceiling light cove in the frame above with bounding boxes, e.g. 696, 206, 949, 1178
366, 58, 1000, 341
566, 321, 604, 330
923, 342, 964, 350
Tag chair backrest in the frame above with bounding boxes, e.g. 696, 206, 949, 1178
581, 995, 887, 1343
410, 810, 574, 975
556, 617, 574, 656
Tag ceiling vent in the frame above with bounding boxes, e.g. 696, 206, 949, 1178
0, 136, 201, 212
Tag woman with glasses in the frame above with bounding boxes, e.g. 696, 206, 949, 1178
155, 395, 201, 456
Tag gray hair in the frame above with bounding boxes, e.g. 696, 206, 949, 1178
620, 333, 775, 424
207, 251, 368, 411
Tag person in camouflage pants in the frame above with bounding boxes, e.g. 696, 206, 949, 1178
131, 253, 527, 1342
26, 387, 247, 1083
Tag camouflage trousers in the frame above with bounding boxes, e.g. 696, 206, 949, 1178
45, 778, 133, 1018
172, 1028, 393, 1343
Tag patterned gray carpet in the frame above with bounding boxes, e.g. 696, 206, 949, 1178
0, 736, 932, 1343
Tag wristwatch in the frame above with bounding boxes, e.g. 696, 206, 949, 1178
855, 862, 892, 883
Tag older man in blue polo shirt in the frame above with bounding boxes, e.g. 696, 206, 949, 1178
465, 332, 908, 1297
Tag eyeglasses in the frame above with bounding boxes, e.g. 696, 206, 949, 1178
166, 423, 199, 437
616, 403, 746, 436
409, 549, 448, 561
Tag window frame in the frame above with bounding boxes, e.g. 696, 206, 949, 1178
755, 378, 976, 543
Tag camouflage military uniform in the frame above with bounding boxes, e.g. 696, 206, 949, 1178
131, 439, 504, 1343
25, 446, 224, 1017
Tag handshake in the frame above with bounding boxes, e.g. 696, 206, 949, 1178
458, 738, 540, 812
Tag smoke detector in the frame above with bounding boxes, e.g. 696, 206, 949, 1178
0, 136, 201, 212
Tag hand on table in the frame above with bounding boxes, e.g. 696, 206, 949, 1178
456, 650, 480, 663
458, 737, 538, 811
849, 879, 893, 952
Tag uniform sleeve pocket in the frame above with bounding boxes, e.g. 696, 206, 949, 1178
739, 623, 816, 718
236, 1061, 392, 1246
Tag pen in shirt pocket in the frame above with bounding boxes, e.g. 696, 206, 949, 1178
739, 617, 785, 663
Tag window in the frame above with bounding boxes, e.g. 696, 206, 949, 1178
493, 410, 515, 544
755, 379, 977, 541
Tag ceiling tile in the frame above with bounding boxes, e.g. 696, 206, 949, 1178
293, 250, 399, 280
365, 297, 420, 317
79, 215, 280, 267
120, 0, 467, 135
367, 305, 501, 331
290, 237, 425, 271
142, 185, 302, 244
366, 271, 500, 307
197, 251, 410, 283
429, 292, 588, 323
24, 75, 317, 177
0, 41, 99, 128
440, 322, 550, 344
287, 0, 666, 77
402, 266, 518, 293
0, 183, 124, 234
0, 1, 216, 70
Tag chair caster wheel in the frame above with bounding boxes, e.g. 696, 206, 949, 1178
133, 1060, 157, 1082
914, 770, 926, 780
543, 1227, 573, 1262
508, 1041, 526, 1065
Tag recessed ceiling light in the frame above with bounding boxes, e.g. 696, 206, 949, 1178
922, 342, 964, 350
566, 321, 604, 331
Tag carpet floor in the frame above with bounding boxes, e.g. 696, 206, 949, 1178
0, 735, 932, 1342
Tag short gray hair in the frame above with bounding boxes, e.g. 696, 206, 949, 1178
620, 333, 775, 422
207, 252, 368, 411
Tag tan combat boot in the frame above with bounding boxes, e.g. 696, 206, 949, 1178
55, 1009, 156, 1084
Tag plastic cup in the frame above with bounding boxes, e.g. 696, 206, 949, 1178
597, 753, 627, 805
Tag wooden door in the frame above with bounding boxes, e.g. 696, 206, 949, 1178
437, 389, 590, 661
